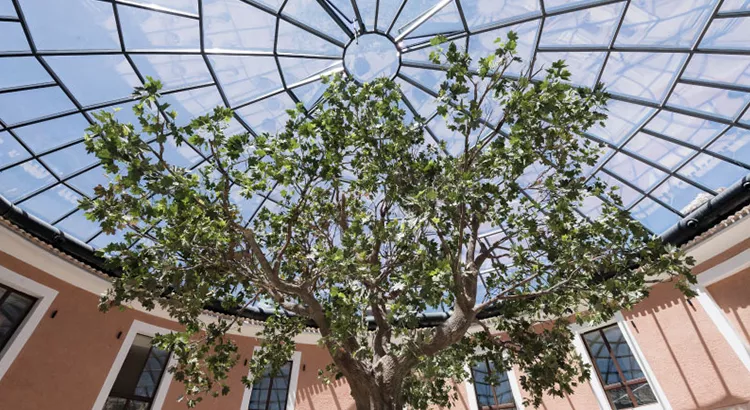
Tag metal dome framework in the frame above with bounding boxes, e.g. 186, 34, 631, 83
1, 0, 749, 253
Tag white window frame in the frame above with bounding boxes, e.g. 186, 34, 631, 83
240, 346, 302, 410
571, 313, 670, 410
0, 265, 58, 381
465, 359, 525, 410
91, 320, 177, 410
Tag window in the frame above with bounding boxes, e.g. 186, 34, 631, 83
103, 334, 170, 410
0, 283, 37, 354
470, 359, 517, 410
582, 324, 657, 409
248, 360, 293, 410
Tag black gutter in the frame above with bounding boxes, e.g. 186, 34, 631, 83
2, 173, 749, 327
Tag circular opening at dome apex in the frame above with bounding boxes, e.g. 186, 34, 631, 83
343, 34, 400, 84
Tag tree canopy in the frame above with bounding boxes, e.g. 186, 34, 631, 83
82, 34, 695, 410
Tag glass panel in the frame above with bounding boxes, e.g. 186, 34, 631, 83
407, 1, 464, 40
17, 0, 120, 51
630, 197, 681, 233
118, 4, 200, 51
236, 93, 295, 135
281, 0, 349, 44
605, 385, 634, 409
683, 54, 750, 88
595, 171, 642, 208
160, 86, 225, 126
467, 20, 539, 76
587, 100, 655, 146
0, 0, 17, 17
707, 127, 750, 166
11, 113, 90, 154
0, 21, 28, 53
471, 360, 516, 408
644, 111, 725, 147
679, 153, 748, 191
109, 334, 154, 398
248, 360, 293, 410
667, 83, 750, 120
55, 209, 102, 242
0, 57, 51, 90
40, 142, 98, 178
134, 347, 170, 398
44, 55, 141, 107
540, 2, 624, 47
103, 396, 128, 410
601, 52, 686, 104
652, 177, 712, 214
209, 55, 283, 107
701, 17, 750, 50
202, 0, 277, 52
276, 20, 343, 56
0, 87, 75, 126
605, 152, 667, 192
0, 289, 36, 349
126, 0, 199, 14
460, 0, 539, 30
583, 330, 622, 385
0, 131, 30, 168
533, 51, 606, 88
614, 0, 717, 47
631, 381, 658, 405
0, 160, 55, 202
602, 326, 645, 381
624, 132, 695, 170
20, 185, 82, 223
131, 54, 212, 91
721, 0, 750, 12
108, 334, 169, 404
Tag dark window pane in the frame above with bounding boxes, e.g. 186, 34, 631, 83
107, 334, 170, 407
0, 285, 36, 352
584, 325, 659, 409
248, 360, 293, 410
602, 326, 645, 381
631, 382, 658, 406
134, 347, 170, 398
471, 359, 517, 409
606, 386, 634, 409
103, 397, 128, 410
584, 330, 622, 385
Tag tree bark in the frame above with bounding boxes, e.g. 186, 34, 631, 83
349, 378, 404, 410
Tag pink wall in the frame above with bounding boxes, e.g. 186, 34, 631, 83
623, 281, 750, 410
708, 267, 750, 346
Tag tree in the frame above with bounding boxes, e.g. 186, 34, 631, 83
82, 34, 695, 410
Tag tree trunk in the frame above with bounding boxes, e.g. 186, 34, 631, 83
350, 383, 404, 410
341, 356, 405, 410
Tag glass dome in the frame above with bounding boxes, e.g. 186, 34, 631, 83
0, 0, 749, 250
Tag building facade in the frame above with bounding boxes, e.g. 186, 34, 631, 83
1, 207, 750, 410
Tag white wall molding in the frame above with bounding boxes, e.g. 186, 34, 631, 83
0, 264, 58, 381
91, 320, 177, 410
240, 347, 302, 410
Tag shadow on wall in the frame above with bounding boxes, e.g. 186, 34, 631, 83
625, 281, 750, 410
295, 379, 473, 410
296, 378, 355, 410
707, 267, 750, 344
